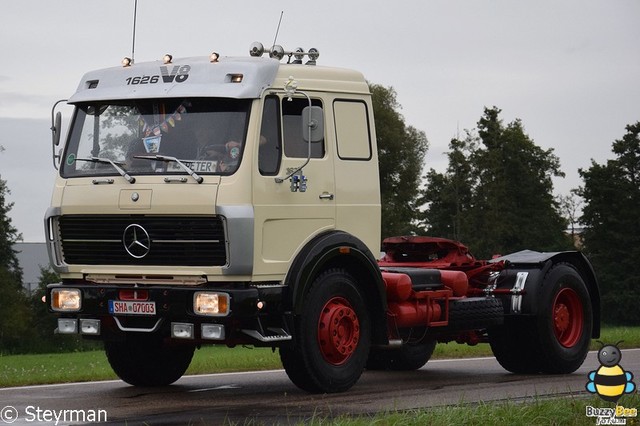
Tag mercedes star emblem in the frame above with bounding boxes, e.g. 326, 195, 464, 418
123, 224, 151, 258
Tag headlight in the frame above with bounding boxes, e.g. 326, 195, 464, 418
194, 292, 229, 316
51, 288, 81, 312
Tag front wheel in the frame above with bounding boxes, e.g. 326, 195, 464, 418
280, 269, 371, 393
105, 335, 195, 386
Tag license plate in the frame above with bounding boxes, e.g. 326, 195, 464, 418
108, 300, 156, 316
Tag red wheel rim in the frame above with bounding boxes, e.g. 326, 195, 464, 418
552, 287, 584, 348
317, 297, 360, 365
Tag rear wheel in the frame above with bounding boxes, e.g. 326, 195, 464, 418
537, 263, 592, 373
105, 335, 195, 386
489, 263, 592, 374
280, 269, 371, 393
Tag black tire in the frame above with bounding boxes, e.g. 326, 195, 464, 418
488, 316, 543, 374
448, 297, 504, 331
280, 269, 371, 393
489, 263, 593, 374
367, 340, 437, 371
104, 335, 195, 386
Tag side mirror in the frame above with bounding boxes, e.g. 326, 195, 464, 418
53, 112, 62, 146
302, 106, 324, 143
50, 99, 68, 169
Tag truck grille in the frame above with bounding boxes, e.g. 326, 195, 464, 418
57, 215, 226, 266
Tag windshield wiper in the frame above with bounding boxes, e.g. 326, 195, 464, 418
76, 156, 136, 184
134, 154, 204, 184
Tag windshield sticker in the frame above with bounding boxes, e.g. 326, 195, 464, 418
229, 145, 240, 159
168, 160, 216, 173
66, 153, 76, 165
143, 136, 162, 153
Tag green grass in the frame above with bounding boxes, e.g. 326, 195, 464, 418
296, 394, 640, 426
1, 326, 638, 388
431, 325, 640, 359
0, 346, 282, 387
0, 350, 116, 387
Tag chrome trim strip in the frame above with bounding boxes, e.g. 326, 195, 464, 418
511, 272, 528, 314
113, 317, 164, 333
217, 205, 254, 275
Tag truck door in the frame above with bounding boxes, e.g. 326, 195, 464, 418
252, 95, 336, 278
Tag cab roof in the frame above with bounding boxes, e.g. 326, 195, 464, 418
68, 55, 370, 103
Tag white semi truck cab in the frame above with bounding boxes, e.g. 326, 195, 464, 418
46, 43, 600, 393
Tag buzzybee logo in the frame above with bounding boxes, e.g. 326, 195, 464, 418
586, 341, 636, 403
584, 342, 638, 425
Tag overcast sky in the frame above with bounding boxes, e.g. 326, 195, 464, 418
1, 0, 639, 242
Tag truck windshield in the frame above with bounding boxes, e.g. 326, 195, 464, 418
61, 98, 250, 178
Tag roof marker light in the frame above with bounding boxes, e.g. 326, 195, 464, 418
210, 52, 220, 63
163, 54, 173, 64
121, 57, 133, 67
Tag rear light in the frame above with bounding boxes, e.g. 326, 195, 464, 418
51, 289, 81, 312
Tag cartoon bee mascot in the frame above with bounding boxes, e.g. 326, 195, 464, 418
586, 341, 636, 403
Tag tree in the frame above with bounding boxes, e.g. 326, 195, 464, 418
419, 134, 476, 241
578, 122, 640, 325
0, 267, 33, 352
370, 84, 429, 238
0, 176, 22, 282
0, 152, 32, 352
557, 190, 583, 247
420, 107, 571, 258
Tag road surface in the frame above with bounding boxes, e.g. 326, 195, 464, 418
1, 349, 638, 425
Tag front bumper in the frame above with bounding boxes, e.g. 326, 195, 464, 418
46, 282, 287, 345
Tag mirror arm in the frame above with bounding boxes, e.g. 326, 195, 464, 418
275, 91, 313, 184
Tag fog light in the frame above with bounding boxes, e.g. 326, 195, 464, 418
202, 324, 225, 340
194, 292, 230, 316
51, 289, 81, 312
80, 319, 101, 335
172, 322, 194, 339
57, 319, 78, 334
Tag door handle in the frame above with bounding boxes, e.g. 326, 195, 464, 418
319, 192, 334, 200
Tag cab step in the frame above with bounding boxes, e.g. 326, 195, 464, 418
242, 327, 292, 342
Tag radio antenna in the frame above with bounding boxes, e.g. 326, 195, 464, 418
271, 11, 284, 49
131, 0, 139, 62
